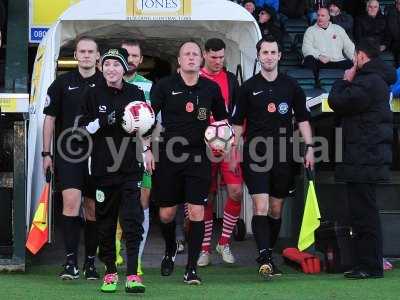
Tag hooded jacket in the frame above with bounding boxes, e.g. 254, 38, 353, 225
328, 58, 397, 183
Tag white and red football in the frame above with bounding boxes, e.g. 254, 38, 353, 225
122, 101, 155, 135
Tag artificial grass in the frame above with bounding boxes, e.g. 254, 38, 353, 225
0, 263, 399, 300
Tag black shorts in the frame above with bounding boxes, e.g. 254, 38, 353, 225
55, 158, 96, 199
153, 149, 211, 207
242, 145, 293, 198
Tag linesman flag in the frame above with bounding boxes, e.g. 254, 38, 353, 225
26, 170, 51, 254
298, 168, 321, 251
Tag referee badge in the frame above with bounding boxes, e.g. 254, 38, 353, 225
278, 102, 289, 114
96, 190, 105, 203
44, 95, 51, 108
186, 101, 194, 113
197, 108, 207, 120
267, 102, 276, 113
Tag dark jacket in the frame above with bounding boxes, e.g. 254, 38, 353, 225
79, 80, 146, 186
331, 12, 354, 40
328, 58, 397, 183
384, 6, 400, 49
258, 21, 283, 42
355, 13, 386, 45
257, 5, 284, 43
226, 70, 240, 119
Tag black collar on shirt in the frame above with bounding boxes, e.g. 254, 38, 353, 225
102, 80, 129, 95
173, 73, 204, 90
256, 72, 283, 85
74, 69, 102, 83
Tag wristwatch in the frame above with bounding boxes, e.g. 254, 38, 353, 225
142, 145, 151, 153
41, 151, 52, 158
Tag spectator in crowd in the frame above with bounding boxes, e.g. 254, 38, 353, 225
384, 0, 400, 67
243, 0, 257, 16
258, 5, 283, 43
280, 0, 307, 18
302, 7, 355, 87
355, 0, 387, 51
329, 0, 354, 39
306, 0, 328, 24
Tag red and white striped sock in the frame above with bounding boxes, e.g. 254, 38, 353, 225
201, 201, 214, 253
219, 198, 241, 246
184, 203, 189, 219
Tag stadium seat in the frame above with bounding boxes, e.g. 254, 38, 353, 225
319, 69, 344, 92
380, 51, 396, 67
285, 17, 308, 51
281, 33, 294, 53
380, 1, 395, 14
279, 50, 302, 73
286, 67, 315, 90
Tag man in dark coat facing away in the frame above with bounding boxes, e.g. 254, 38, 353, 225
328, 37, 397, 279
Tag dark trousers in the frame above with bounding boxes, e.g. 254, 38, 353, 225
303, 55, 353, 85
95, 180, 144, 275
347, 183, 383, 275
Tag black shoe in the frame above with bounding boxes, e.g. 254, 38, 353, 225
161, 245, 178, 276
83, 263, 100, 280
59, 263, 80, 280
256, 253, 273, 280
344, 266, 360, 276
184, 268, 202, 285
270, 259, 282, 277
344, 270, 383, 280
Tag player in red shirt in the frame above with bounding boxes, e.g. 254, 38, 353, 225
197, 38, 243, 266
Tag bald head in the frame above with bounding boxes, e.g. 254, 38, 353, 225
178, 41, 202, 57
317, 7, 330, 28
177, 41, 203, 74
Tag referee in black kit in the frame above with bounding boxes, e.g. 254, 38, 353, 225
232, 35, 315, 279
150, 41, 228, 285
42, 36, 101, 280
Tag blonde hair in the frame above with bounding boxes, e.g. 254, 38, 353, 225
366, 0, 379, 8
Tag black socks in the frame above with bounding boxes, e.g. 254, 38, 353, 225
186, 220, 205, 270
62, 215, 81, 266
